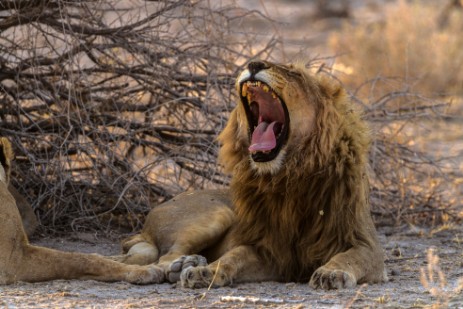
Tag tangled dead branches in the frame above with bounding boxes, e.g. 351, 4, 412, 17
0, 0, 278, 232
0, 1, 456, 233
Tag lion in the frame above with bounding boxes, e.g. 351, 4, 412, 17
0, 137, 163, 285
111, 60, 388, 289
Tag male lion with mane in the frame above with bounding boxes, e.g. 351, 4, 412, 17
112, 61, 387, 289
0, 137, 162, 284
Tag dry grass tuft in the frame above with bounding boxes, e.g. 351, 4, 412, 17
420, 247, 463, 308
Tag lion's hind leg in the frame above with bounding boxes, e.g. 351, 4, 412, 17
117, 189, 236, 283
110, 234, 159, 266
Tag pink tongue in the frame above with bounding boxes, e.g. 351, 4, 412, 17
249, 121, 277, 152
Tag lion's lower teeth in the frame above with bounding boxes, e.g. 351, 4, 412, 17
251, 150, 271, 155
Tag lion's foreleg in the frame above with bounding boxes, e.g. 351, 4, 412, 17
180, 245, 278, 288
309, 245, 386, 289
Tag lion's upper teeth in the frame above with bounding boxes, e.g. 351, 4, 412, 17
247, 81, 260, 87
242, 80, 280, 104
242, 83, 248, 97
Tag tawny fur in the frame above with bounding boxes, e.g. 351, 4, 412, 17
8, 184, 38, 237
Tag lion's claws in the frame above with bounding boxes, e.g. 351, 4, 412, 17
309, 267, 356, 290
180, 266, 214, 288
166, 255, 207, 283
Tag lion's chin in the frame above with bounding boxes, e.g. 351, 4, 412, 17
249, 149, 286, 175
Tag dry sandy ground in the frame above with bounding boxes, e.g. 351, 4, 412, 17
1, 225, 463, 309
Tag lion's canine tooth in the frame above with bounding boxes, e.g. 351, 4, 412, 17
271, 92, 277, 99
262, 85, 269, 92
242, 83, 248, 96
247, 93, 252, 103
257, 81, 261, 87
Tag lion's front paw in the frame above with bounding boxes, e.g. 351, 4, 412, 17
309, 266, 356, 290
180, 263, 232, 289
180, 266, 214, 288
166, 255, 207, 283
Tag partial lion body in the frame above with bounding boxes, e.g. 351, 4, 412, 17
8, 184, 38, 237
113, 61, 387, 289
0, 137, 163, 285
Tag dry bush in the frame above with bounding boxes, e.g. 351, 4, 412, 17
364, 90, 455, 226
329, 0, 463, 98
0, 0, 277, 232
0, 0, 458, 234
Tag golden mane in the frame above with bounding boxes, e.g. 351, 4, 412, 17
218, 66, 375, 281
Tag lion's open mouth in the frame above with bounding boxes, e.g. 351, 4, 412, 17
240, 80, 289, 162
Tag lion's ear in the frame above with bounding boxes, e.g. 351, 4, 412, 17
317, 76, 344, 101
321, 77, 345, 100
0, 137, 14, 184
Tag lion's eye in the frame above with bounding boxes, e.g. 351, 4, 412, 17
287, 71, 302, 78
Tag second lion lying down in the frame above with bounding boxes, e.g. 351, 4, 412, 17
0, 137, 162, 285
112, 61, 387, 289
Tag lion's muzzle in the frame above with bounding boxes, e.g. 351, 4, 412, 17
238, 61, 290, 163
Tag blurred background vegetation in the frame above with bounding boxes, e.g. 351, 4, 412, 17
0, 0, 461, 234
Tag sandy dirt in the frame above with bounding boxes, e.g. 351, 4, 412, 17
1, 226, 462, 308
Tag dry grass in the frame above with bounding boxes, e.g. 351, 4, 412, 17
330, 0, 463, 98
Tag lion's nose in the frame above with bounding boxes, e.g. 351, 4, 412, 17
248, 61, 268, 76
